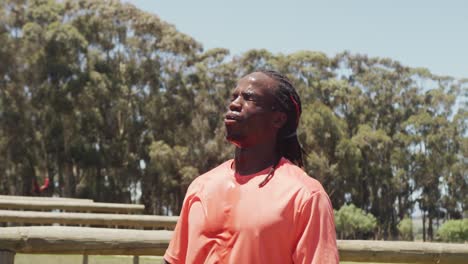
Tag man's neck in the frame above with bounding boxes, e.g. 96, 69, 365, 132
234, 142, 278, 176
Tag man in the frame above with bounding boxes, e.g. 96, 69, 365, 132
164, 70, 339, 263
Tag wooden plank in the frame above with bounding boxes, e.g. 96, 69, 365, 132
338, 239, 468, 264
0, 210, 178, 229
0, 195, 93, 203
0, 200, 144, 213
0, 226, 170, 256
0, 226, 467, 263
0, 250, 15, 264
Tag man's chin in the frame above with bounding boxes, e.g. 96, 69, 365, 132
226, 134, 246, 148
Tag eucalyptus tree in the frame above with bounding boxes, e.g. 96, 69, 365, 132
0, 1, 465, 232
62, 0, 202, 209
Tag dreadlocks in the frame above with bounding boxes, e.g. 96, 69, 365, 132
259, 69, 304, 168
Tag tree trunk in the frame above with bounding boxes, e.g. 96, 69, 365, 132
428, 215, 433, 241
21, 154, 37, 196
57, 155, 64, 196
63, 161, 75, 197
141, 170, 154, 215
422, 211, 426, 242
95, 165, 102, 202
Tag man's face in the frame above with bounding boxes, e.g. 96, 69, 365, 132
224, 72, 284, 148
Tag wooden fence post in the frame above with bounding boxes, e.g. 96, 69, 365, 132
133, 255, 139, 264
82, 254, 88, 264
0, 250, 15, 264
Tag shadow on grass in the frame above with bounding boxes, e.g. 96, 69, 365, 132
15, 254, 164, 264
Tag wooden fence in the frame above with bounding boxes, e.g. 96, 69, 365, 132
0, 195, 93, 203
0, 226, 467, 264
0, 209, 178, 229
0, 199, 144, 213
0, 194, 149, 263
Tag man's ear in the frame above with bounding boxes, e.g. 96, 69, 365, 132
272, 112, 287, 129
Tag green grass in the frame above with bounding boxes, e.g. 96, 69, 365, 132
15, 254, 408, 264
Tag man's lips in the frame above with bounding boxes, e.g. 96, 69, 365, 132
224, 112, 242, 123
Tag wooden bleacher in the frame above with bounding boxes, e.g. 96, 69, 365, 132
0, 195, 93, 203
0, 198, 144, 214
0, 209, 177, 229
0, 194, 172, 264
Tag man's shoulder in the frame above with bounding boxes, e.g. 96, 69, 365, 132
276, 158, 326, 196
190, 159, 233, 185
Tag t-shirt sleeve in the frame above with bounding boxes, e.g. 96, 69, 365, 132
292, 190, 339, 264
163, 180, 200, 264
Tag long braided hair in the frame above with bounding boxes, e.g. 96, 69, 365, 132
258, 69, 305, 186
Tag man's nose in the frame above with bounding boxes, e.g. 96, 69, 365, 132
229, 96, 242, 111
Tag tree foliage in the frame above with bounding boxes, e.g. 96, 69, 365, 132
397, 217, 413, 241
0, 0, 466, 239
437, 219, 468, 242
334, 204, 377, 239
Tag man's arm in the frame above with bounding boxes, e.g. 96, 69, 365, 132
163, 179, 202, 264
292, 191, 339, 264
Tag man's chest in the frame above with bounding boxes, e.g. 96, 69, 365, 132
193, 179, 297, 238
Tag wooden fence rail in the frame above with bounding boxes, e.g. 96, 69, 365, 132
0, 200, 144, 214
0, 195, 93, 203
0, 195, 94, 203
338, 239, 467, 263
0, 226, 170, 256
0, 209, 178, 229
0, 226, 467, 264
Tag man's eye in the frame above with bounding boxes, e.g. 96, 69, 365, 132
243, 93, 258, 101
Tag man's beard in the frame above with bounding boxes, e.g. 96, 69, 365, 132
225, 130, 247, 148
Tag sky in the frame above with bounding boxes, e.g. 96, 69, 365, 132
123, 0, 468, 79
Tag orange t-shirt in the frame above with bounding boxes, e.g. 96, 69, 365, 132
164, 158, 339, 264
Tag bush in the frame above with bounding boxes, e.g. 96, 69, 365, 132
334, 204, 377, 239
397, 217, 413, 241
437, 219, 468, 242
